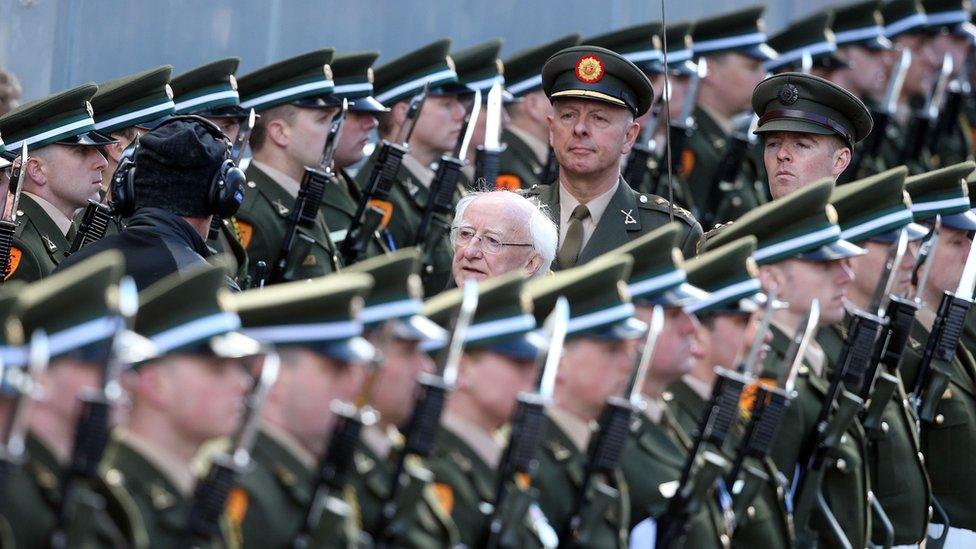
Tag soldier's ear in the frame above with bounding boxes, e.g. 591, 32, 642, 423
24, 155, 47, 186
264, 118, 291, 148
391, 101, 411, 130
831, 145, 852, 179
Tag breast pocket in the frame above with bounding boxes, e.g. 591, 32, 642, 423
923, 395, 973, 495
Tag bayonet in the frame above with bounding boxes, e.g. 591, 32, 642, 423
230, 351, 280, 467
885, 49, 912, 115
475, 79, 506, 188
739, 284, 778, 376
2, 329, 48, 464
318, 99, 348, 171
628, 305, 664, 407
778, 299, 820, 392
9, 142, 27, 223
538, 297, 570, 400
395, 83, 429, 145
801, 50, 813, 75
911, 216, 941, 303
870, 229, 908, 317
926, 53, 954, 121
677, 58, 707, 127
230, 108, 256, 165
441, 281, 479, 386
453, 89, 482, 161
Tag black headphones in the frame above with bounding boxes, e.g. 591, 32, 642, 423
110, 115, 246, 219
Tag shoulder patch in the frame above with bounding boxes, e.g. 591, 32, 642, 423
432, 482, 454, 516
367, 199, 394, 229
547, 440, 572, 462
5, 247, 22, 280
496, 174, 521, 191
225, 487, 249, 527
234, 221, 253, 249
679, 149, 695, 176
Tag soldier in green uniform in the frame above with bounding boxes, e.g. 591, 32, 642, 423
498, 34, 580, 190
684, 6, 777, 226
825, 166, 931, 546
527, 254, 646, 548
344, 249, 460, 546
422, 272, 554, 547
900, 161, 976, 546
527, 45, 703, 269
235, 48, 343, 284
765, 12, 847, 77
357, 39, 474, 296
170, 57, 255, 285
608, 224, 734, 548
0, 83, 116, 282
103, 262, 260, 548
231, 271, 376, 547
0, 251, 127, 547
328, 51, 390, 261
881, 0, 937, 174
709, 179, 872, 548
0, 281, 26, 548
751, 72, 873, 198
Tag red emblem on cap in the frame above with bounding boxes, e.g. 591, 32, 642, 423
575, 55, 605, 83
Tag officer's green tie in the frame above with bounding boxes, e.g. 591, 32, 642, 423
558, 204, 590, 268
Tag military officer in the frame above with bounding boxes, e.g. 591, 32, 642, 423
684, 6, 777, 226
752, 72, 873, 198
607, 224, 734, 548
343, 249, 459, 546
357, 38, 475, 296
900, 161, 976, 547
765, 12, 846, 77
0, 83, 116, 282
528, 254, 645, 547
103, 262, 260, 548
0, 251, 126, 547
708, 180, 872, 548
231, 271, 375, 547
527, 45, 704, 269
326, 50, 390, 261
678, 237, 793, 548
498, 34, 580, 189
90, 65, 175, 194
235, 48, 343, 284
423, 272, 552, 547
170, 57, 254, 285
825, 166, 931, 546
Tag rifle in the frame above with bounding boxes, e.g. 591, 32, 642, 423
474, 78, 506, 190
846, 49, 910, 181
0, 329, 49, 505
267, 99, 347, 283
340, 86, 428, 265
485, 297, 569, 548
0, 143, 27, 281
183, 351, 279, 542
374, 281, 479, 542
909, 220, 976, 421
650, 58, 707, 202
928, 43, 973, 158
208, 108, 256, 242
51, 277, 152, 548
561, 306, 665, 547
701, 114, 759, 229
622, 94, 666, 191
414, 90, 481, 281
900, 53, 953, 166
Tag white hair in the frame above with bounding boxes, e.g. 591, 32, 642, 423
453, 190, 558, 276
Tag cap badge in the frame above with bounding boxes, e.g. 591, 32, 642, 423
778, 83, 799, 105
621, 209, 637, 224
575, 55, 605, 84
323, 64, 334, 81
85, 101, 94, 118
229, 74, 238, 91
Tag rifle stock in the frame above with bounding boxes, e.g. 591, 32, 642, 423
340, 140, 408, 264
268, 167, 330, 283
67, 200, 114, 256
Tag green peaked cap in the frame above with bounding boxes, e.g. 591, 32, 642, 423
343, 249, 446, 341
708, 178, 864, 265
238, 48, 337, 112
766, 12, 842, 72
331, 51, 388, 112
542, 45, 655, 116
684, 236, 764, 314
374, 39, 470, 105
527, 254, 644, 340
16, 250, 124, 361
584, 22, 665, 73
830, 1, 892, 50
610, 222, 707, 306
830, 166, 921, 242
0, 83, 115, 152
906, 160, 976, 229
137, 262, 255, 359
692, 5, 778, 60
91, 65, 174, 133
452, 39, 506, 96
170, 57, 246, 118
883, 0, 929, 38
504, 34, 581, 97
234, 272, 375, 362
423, 271, 540, 359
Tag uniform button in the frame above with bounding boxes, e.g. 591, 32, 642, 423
720, 534, 730, 547
881, 421, 890, 434
640, 195, 648, 204
918, 452, 925, 465
836, 458, 847, 472
776, 486, 785, 498
246, 180, 256, 188
929, 506, 934, 520
840, 434, 848, 445
798, 365, 809, 375
935, 414, 945, 425
478, 502, 494, 514
747, 506, 756, 519
732, 197, 742, 207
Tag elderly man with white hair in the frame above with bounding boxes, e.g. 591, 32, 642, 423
450, 190, 558, 287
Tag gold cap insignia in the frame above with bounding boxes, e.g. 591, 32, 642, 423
825, 204, 839, 224
164, 83, 174, 100
323, 64, 334, 81
85, 101, 94, 118
575, 55, 605, 83
446, 56, 456, 72
367, 67, 374, 84
229, 74, 238, 91
778, 83, 799, 106
496, 58, 505, 76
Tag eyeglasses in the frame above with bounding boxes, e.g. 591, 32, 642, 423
450, 226, 533, 254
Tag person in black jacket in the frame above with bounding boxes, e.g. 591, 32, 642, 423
58, 116, 243, 290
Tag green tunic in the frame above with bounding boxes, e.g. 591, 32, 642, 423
235, 164, 341, 284
899, 320, 976, 532
8, 194, 71, 283
0, 434, 62, 548
498, 127, 545, 190
526, 177, 704, 267
318, 169, 388, 264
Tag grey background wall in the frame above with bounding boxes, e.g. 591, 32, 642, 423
0, 0, 837, 102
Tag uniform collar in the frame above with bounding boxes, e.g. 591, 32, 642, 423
771, 317, 827, 377
401, 154, 436, 188
641, 396, 666, 424
507, 125, 549, 164
249, 159, 302, 199
115, 428, 197, 497
261, 421, 317, 471
697, 104, 736, 137
558, 178, 619, 228
681, 373, 713, 401
548, 405, 594, 452
22, 192, 74, 236
441, 411, 504, 468
360, 423, 397, 460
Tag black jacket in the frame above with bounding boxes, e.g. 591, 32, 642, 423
58, 208, 232, 291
